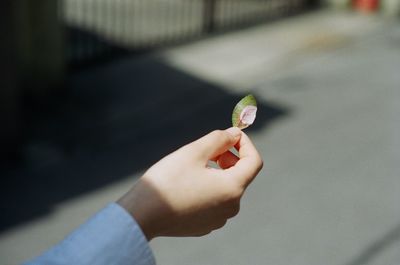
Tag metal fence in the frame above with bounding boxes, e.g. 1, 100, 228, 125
61, 0, 316, 67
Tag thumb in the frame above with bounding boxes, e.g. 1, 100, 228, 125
190, 127, 242, 161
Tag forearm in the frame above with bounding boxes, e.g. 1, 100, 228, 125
24, 203, 155, 265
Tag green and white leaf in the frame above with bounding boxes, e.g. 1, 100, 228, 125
232, 94, 257, 129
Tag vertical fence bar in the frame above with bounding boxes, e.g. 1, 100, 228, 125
183, 0, 190, 38
123, 0, 130, 47
228, 0, 235, 28
137, 0, 143, 48
96, 0, 104, 57
127, 0, 135, 49
84, 0, 92, 60
113, 0, 120, 43
232, 0, 240, 27
194, 0, 203, 37
203, 0, 216, 33
164, 0, 172, 45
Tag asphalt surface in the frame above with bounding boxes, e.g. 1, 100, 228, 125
1, 10, 400, 265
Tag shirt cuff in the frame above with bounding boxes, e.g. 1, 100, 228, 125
25, 203, 156, 265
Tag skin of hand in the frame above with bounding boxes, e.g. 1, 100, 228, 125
117, 127, 263, 240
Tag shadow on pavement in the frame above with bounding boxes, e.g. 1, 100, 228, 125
345, 223, 400, 265
0, 55, 290, 233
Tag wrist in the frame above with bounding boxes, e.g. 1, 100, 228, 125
117, 179, 160, 241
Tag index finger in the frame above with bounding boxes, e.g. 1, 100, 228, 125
224, 131, 263, 188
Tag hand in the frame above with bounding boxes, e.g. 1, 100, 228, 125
117, 127, 263, 240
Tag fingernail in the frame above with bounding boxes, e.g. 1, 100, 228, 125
226, 127, 241, 139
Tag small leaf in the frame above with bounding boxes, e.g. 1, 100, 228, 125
232, 94, 257, 129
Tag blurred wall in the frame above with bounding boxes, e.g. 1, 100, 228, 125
0, 0, 65, 159
0, 1, 21, 160
14, 0, 65, 100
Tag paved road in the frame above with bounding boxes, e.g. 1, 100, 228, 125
154, 10, 400, 265
1, 10, 400, 265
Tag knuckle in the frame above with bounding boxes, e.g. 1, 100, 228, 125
259, 158, 264, 171
226, 203, 240, 218
224, 183, 243, 201
219, 219, 228, 228
255, 155, 264, 173
232, 186, 244, 200
193, 231, 211, 237
213, 219, 228, 230
231, 203, 240, 217
211, 130, 231, 143
210, 129, 223, 138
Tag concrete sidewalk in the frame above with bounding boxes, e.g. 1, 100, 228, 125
153, 10, 400, 265
1, 10, 400, 265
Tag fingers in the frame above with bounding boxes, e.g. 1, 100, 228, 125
190, 127, 241, 161
217, 150, 239, 169
225, 132, 263, 188
185, 128, 262, 188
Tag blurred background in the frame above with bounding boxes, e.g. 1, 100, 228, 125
1, 0, 400, 264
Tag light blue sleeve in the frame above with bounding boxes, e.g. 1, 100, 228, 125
24, 203, 156, 265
